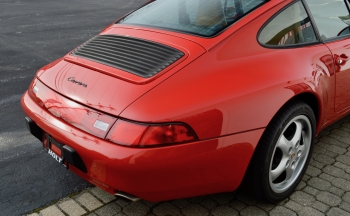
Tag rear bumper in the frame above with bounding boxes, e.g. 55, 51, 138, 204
25, 116, 88, 173
21, 90, 264, 201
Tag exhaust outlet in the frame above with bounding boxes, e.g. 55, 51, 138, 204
114, 191, 141, 202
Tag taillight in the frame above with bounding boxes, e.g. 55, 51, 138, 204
106, 120, 197, 147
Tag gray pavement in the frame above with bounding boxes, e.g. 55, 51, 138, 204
0, 0, 145, 215
27, 115, 350, 215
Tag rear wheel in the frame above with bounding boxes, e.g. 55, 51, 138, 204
246, 100, 316, 202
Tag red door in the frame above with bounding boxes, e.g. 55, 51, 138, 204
304, 0, 350, 112
325, 40, 350, 112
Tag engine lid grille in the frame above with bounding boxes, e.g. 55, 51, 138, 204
70, 35, 184, 78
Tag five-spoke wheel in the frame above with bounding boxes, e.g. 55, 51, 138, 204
269, 115, 312, 193
244, 100, 316, 203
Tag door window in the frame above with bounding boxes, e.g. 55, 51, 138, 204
304, 0, 350, 39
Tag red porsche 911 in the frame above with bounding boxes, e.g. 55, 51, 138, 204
21, 0, 350, 203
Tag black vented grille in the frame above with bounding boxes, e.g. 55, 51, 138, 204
70, 35, 184, 78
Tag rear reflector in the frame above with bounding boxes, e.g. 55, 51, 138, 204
93, 120, 110, 132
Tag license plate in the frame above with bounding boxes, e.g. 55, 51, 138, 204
45, 134, 64, 165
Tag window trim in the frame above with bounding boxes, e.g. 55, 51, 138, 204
257, 0, 321, 49
345, 0, 350, 14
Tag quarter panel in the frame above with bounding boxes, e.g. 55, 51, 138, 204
121, 2, 335, 139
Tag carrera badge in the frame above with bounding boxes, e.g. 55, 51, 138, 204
67, 77, 88, 88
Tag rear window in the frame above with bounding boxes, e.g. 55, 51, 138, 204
117, 0, 267, 37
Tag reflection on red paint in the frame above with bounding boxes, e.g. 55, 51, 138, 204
31, 80, 117, 139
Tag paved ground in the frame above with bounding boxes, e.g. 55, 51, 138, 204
26, 115, 350, 216
0, 0, 145, 215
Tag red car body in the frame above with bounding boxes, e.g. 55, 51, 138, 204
21, 0, 350, 202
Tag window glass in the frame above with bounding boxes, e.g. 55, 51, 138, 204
117, 0, 266, 37
259, 1, 317, 46
305, 0, 350, 39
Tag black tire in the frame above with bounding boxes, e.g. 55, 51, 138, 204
244, 100, 316, 203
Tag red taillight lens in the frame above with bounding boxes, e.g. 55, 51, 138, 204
106, 120, 197, 147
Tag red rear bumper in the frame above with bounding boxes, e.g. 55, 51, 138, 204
21, 90, 264, 201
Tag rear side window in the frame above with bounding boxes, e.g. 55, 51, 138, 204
258, 1, 317, 46
304, 0, 350, 39
118, 0, 267, 37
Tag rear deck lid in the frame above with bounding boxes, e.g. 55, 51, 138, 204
37, 30, 205, 116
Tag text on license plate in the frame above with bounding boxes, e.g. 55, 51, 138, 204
48, 149, 63, 163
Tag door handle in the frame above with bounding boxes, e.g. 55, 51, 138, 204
335, 54, 349, 65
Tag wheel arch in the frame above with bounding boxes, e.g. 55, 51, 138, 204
291, 92, 322, 133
